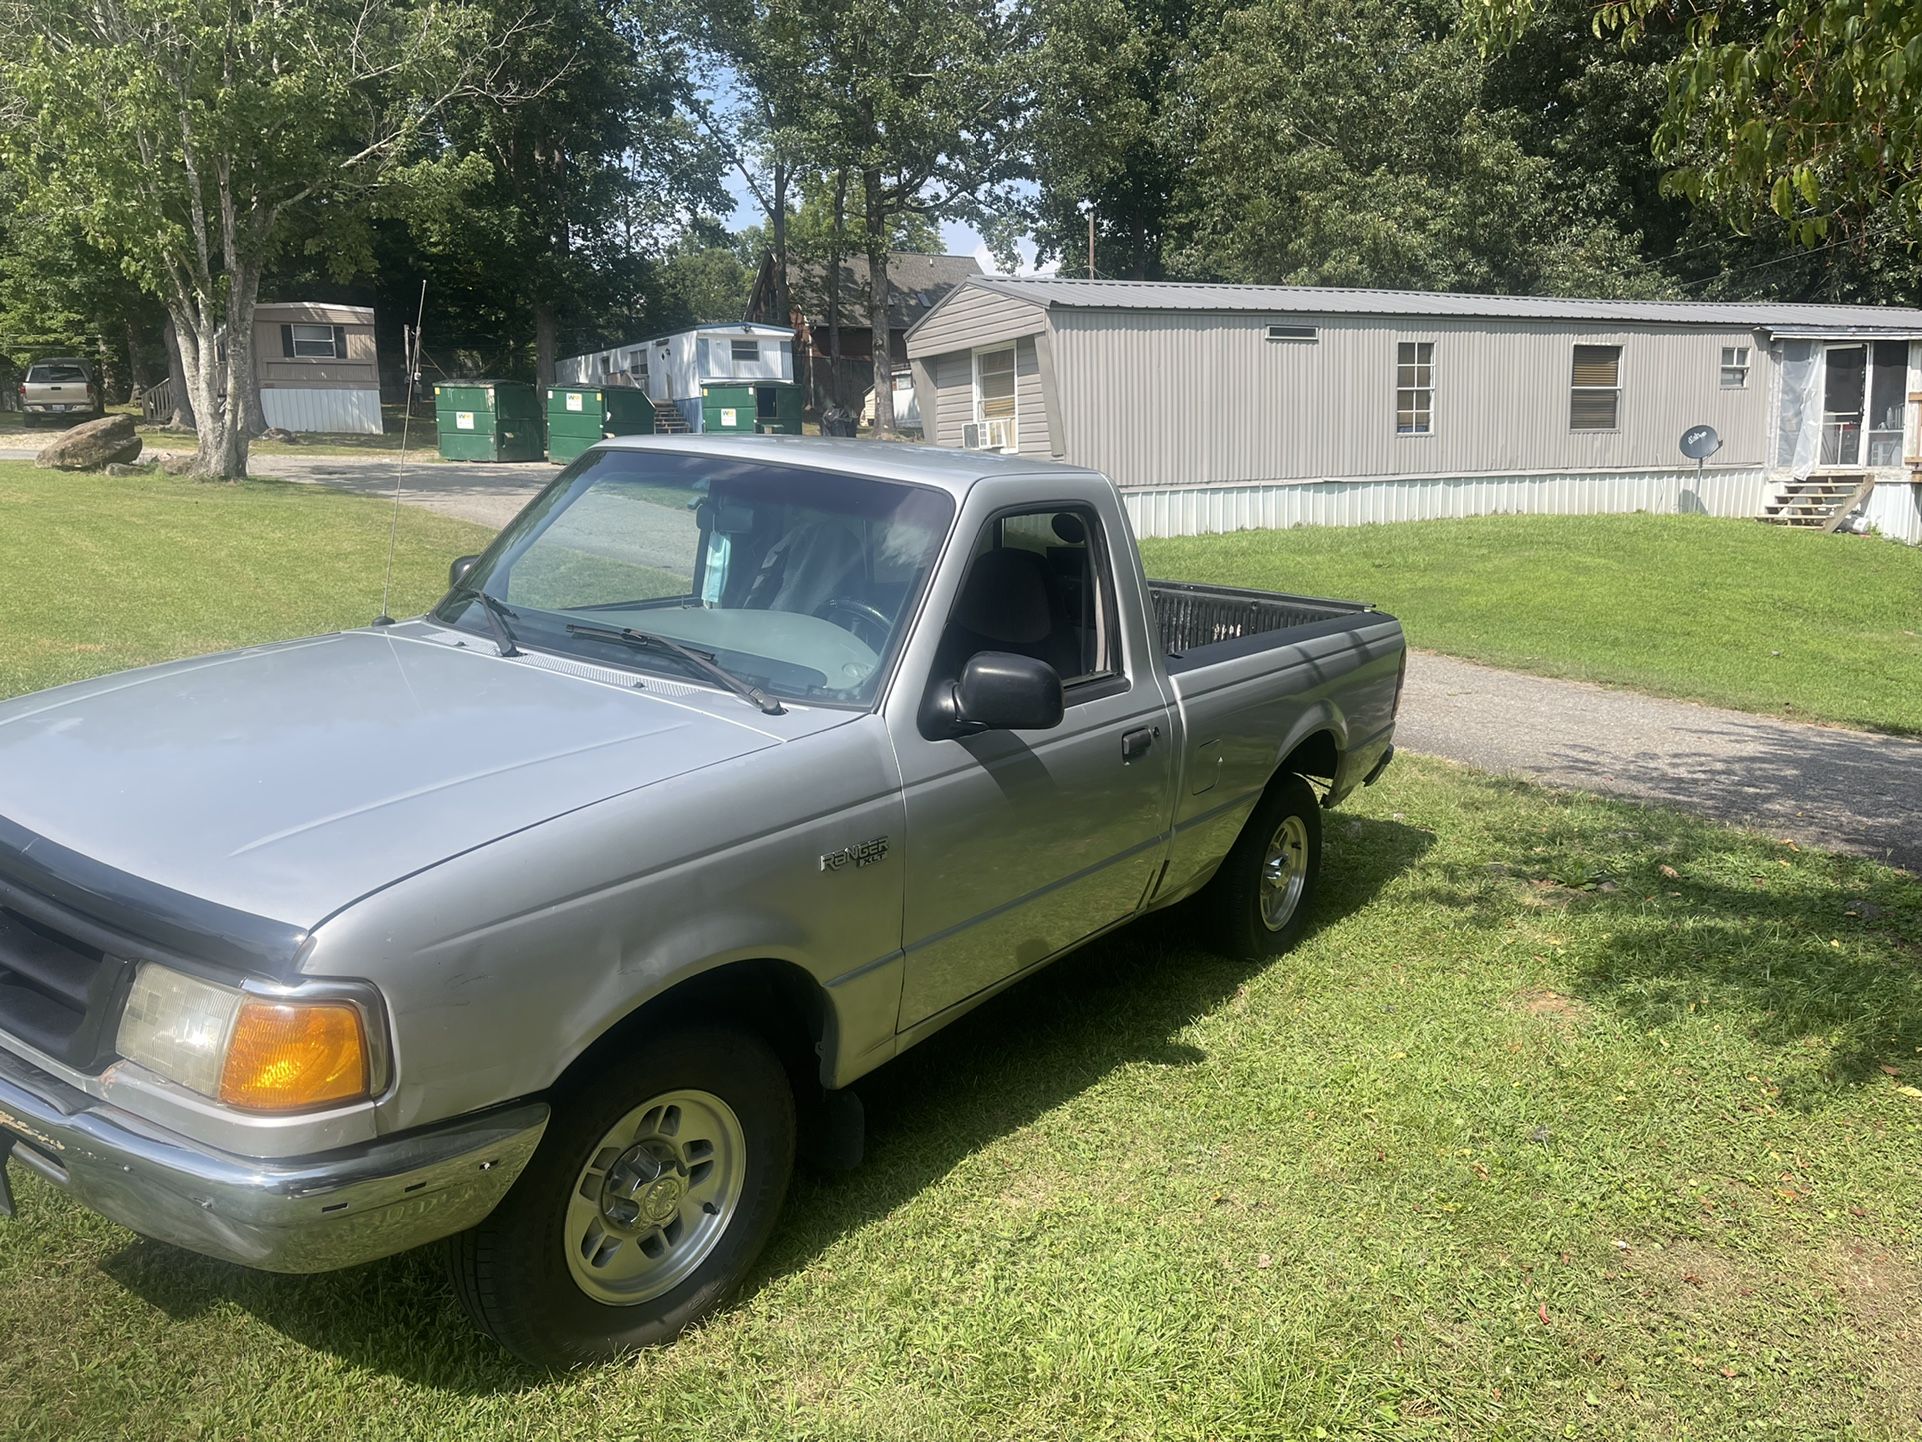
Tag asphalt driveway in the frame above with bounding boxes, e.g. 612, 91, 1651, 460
1398, 652, 1922, 872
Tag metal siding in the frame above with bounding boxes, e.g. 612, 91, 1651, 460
1050, 311, 1774, 487
1863, 483, 1922, 545
1121, 467, 1772, 538
1014, 338, 1049, 457
906, 284, 1047, 357
258, 387, 382, 435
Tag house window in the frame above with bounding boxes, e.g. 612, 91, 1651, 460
1396, 341, 1433, 435
974, 346, 1017, 449
1720, 345, 1750, 388
1570, 344, 1622, 430
730, 339, 760, 364
287, 323, 342, 359
1266, 324, 1317, 342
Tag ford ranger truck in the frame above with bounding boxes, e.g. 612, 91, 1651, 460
0, 437, 1404, 1365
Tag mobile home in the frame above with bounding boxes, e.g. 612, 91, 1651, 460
254, 301, 381, 434
906, 278, 1922, 543
554, 323, 802, 435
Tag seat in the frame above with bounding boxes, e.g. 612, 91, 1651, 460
939, 547, 1077, 679
744, 521, 865, 617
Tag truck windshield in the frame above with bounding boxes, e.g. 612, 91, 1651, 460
432, 449, 954, 707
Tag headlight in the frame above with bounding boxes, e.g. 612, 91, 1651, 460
116, 963, 372, 1112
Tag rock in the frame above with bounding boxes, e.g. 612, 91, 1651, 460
259, 426, 299, 443
34, 414, 142, 471
158, 452, 197, 475
105, 461, 155, 477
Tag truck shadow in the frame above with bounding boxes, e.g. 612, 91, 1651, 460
99, 813, 1434, 1392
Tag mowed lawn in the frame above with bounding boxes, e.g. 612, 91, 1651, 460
1143, 513, 1922, 737
2, 468, 1922, 1436
0, 461, 493, 697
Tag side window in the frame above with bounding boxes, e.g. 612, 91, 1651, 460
937, 506, 1117, 689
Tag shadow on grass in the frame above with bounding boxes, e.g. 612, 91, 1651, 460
1394, 772, 1922, 1094
100, 812, 1435, 1392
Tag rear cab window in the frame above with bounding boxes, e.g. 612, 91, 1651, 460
27, 364, 87, 384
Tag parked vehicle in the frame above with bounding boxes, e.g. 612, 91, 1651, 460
0, 437, 1403, 1365
17, 357, 104, 422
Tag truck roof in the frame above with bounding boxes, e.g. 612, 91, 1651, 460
593, 434, 1103, 500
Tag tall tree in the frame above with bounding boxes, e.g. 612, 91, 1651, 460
811, 0, 1035, 434
1468, 0, 1922, 249
0, 0, 534, 478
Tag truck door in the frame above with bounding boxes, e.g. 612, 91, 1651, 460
887, 493, 1176, 1030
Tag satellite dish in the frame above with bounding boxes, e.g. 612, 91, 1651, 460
1679, 424, 1722, 461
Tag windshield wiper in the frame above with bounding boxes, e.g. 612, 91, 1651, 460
565, 622, 785, 716
453, 583, 522, 658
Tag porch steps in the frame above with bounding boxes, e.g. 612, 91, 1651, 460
651, 399, 691, 434
1758, 475, 1874, 532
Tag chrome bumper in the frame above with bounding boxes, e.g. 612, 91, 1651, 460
0, 1045, 547, 1273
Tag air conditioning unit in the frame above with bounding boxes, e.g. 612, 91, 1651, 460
962, 418, 1014, 452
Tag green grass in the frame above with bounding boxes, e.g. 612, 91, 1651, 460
0, 461, 494, 697
2, 401, 460, 459
2, 757, 1919, 1439
4, 471, 1922, 1436
1142, 513, 1922, 736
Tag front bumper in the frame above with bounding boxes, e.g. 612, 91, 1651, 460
0, 1044, 547, 1273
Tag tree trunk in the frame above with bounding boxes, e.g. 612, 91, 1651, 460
124, 318, 150, 406
535, 303, 557, 386
770, 160, 791, 327
162, 317, 196, 430
863, 169, 895, 438
827, 167, 848, 407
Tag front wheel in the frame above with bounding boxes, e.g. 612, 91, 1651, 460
1201, 772, 1324, 962
448, 1026, 795, 1367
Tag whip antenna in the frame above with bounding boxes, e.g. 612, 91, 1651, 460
375, 279, 429, 626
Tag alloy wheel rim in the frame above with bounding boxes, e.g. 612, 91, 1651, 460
1260, 814, 1309, 931
564, 1088, 747, 1306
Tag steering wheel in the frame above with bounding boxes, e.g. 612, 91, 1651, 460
821, 596, 892, 648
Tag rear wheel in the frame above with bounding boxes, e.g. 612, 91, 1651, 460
1201, 772, 1324, 961
449, 1025, 795, 1367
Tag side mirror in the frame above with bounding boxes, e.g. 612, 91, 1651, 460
449, 554, 480, 588
951, 652, 1064, 733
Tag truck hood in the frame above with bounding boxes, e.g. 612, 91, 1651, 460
0, 630, 794, 931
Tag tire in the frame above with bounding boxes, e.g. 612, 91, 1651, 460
449, 1025, 796, 1367
1200, 771, 1324, 962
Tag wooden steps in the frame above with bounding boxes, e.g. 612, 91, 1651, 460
651, 399, 691, 434
1758, 474, 1874, 532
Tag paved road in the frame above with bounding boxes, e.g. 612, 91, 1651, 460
1398, 651, 1922, 872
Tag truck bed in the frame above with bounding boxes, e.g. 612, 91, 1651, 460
1147, 580, 1378, 671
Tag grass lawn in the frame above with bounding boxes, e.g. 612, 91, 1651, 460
1142, 513, 1922, 737
3, 401, 455, 460
0, 461, 494, 697
3, 467, 1922, 1436
1, 757, 1919, 1438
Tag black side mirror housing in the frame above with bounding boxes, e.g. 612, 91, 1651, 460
449, 554, 480, 588
945, 652, 1065, 735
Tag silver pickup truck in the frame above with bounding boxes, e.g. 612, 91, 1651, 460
0, 437, 1403, 1364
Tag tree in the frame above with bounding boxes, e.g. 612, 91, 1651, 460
0, 0, 536, 478
1166, 0, 1667, 296
1028, 0, 1192, 278
1467, 0, 1922, 249
810, 0, 1035, 434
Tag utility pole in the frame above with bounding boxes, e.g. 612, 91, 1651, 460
1087, 205, 1097, 279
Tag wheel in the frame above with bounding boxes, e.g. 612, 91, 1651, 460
448, 1025, 795, 1367
1201, 772, 1323, 962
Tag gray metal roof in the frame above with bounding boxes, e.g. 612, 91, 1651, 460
961, 275, 1922, 335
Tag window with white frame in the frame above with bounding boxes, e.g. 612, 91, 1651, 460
974, 346, 1017, 448
730, 339, 760, 364
1570, 344, 1622, 430
1396, 341, 1434, 434
288, 323, 342, 359
1719, 345, 1750, 388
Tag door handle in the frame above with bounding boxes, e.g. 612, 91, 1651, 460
1121, 726, 1159, 762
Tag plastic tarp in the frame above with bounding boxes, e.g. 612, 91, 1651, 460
1775, 339, 1825, 478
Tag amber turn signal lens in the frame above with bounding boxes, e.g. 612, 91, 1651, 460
217, 1000, 368, 1112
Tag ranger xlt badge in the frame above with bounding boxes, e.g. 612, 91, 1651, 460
820, 836, 890, 872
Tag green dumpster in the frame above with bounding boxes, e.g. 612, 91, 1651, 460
545, 384, 659, 464
701, 381, 803, 436
434, 380, 545, 462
